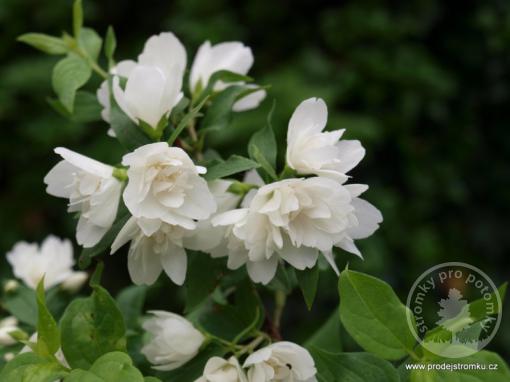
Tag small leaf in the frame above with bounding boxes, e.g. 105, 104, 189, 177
0, 353, 68, 381
17, 33, 68, 55
167, 96, 209, 146
3, 286, 38, 326
249, 144, 278, 181
52, 53, 92, 112
35, 279, 60, 356
104, 26, 117, 65
204, 155, 260, 181
48, 91, 102, 123
73, 0, 84, 38
65, 352, 146, 381
309, 349, 399, 382
78, 28, 102, 62
60, 285, 127, 369
194, 70, 253, 105
339, 269, 416, 360
296, 265, 320, 310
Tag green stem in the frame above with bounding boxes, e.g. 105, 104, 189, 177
273, 290, 287, 333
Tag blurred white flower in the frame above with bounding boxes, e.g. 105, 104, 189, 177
113, 32, 186, 129
122, 143, 216, 230
44, 147, 122, 248
244, 342, 317, 382
142, 311, 204, 371
0, 317, 20, 346
213, 177, 382, 284
195, 356, 247, 382
286, 98, 365, 181
21, 333, 69, 368
3, 352, 15, 362
60, 271, 88, 293
111, 217, 192, 286
6, 235, 84, 290
190, 41, 265, 111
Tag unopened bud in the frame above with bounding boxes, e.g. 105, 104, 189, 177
4, 279, 19, 293
61, 272, 88, 293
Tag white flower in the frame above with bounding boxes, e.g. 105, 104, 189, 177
21, 333, 69, 368
190, 41, 266, 111
111, 217, 192, 286
6, 235, 84, 290
142, 311, 204, 371
122, 143, 216, 229
44, 147, 122, 248
0, 317, 20, 346
183, 179, 240, 253
244, 342, 317, 382
286, 98, 365, 181
195, 356, 247, 382
213, 177, 382, 284
97, 60, 137, 125
113, 32, 186, 129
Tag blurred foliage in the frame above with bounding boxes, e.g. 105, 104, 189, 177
0, 0, 509, 359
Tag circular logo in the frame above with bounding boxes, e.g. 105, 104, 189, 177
406, 262, 502, 358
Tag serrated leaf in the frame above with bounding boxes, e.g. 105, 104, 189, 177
296, 265, 320, 310
17, 33, 68, 55
60, 285, 127, 369
339, 269, 416, 361
204, 155, 260, 180
310, 349, 399, 382
35, 279, 60, 356
52, 53, 92, 112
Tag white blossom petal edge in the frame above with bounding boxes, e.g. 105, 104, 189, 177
142, 311, 204, 371
286, 98, 365, 181
44, 147, 122, 248
195, 356, 247, 382
244, 342, 317, 382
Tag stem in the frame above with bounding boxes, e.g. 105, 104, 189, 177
236, 335, 266, 357
273, 290, 287, 333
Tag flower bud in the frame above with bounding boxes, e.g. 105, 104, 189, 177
3, 279, 19, 293
0, 317, 20, 346
141, 311, 204, 371
61, 272, 88, 293
195, 356, 247, 382
4, 352, 15, 362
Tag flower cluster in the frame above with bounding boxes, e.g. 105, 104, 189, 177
142, 311, 317, 382
41, 32, 381, 287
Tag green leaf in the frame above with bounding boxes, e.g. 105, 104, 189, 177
158, 343, 227, 382
199, 281, 264, 342
339, 269, 416, 360
184, 253, 224, 313
200, 85, 259, 133
249, 144, 278, 181
52, 53, 92, 112
35, 279, 60, 357
60, 285, 127, 369
408, 351, 510, 382
144, 378, 162, 382
73, 0, 84, 38
116, 285, 147, 329
167, 96, 209, 145
204, 155, 260, 181
78, 28, 102, 62
310, 349, 399, 382
48, 91, 102, 123
3, 286, 38, 326
194, 70, 253, 105
65, 352, 146, 382
109, 86, 153, 150
17, 33, 68, 55
104, 26, 117, 65
305, 308, 342, 353
79, 208, 130, 269
296, 265, 320, 310
0, 353, 68, 381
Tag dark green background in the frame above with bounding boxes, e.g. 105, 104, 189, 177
0, 0, 508, 360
